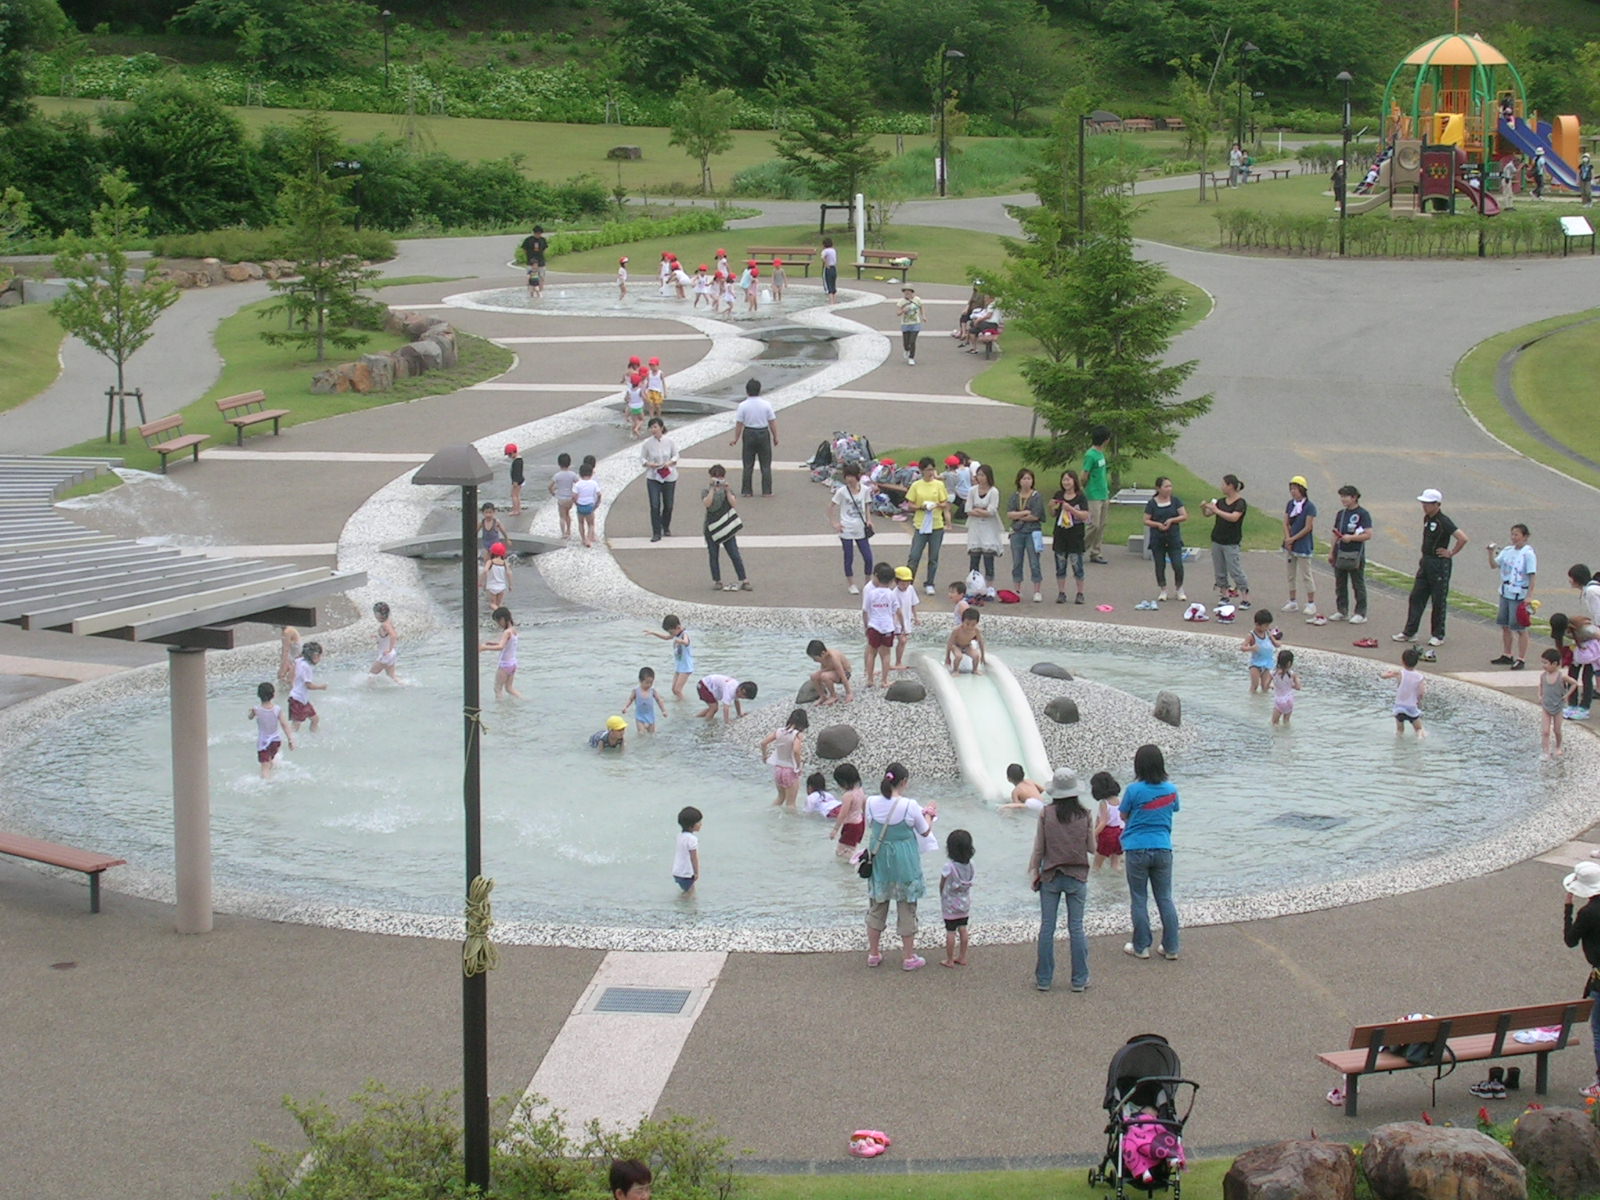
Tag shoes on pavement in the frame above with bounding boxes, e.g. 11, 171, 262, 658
1057, 592, 1068, 604
1349, 614, 1367, 624
1308, 615, 1328, 626
1354, 638, 1379, 648
1075, 594, 1085, 604
867, 953, 882, 967
1070, 983, 1090, 993
848, 584, 860, 595
1304, 604, 1318, 617
1177, 590, 1188, 601
650, 533, 661, 543
1511, 659, 1526, 670
1427, 636, 1444, 646
1566, 707, 1592, 721
1033, 591, 1042, 603
1135, 599, 1159, 611
1090, 555, 1110, 565
1237, 599, 1252, 609
1328, 612, 1346, 621
1281, 601, 1300, 612
1156, 592, 1168, 602
1490, 655, 1515, 665
908, 357, 915, 365
924, 584, 935, 595
1392, 633, 1413, 642
1123, 943, 1150, 959
740, 581, 753, 591
1160, 950, 1179, 961
902, 955, 926, 971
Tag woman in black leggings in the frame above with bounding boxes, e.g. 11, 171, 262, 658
1570, 564, 1600, 716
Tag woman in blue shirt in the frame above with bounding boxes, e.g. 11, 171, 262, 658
1119, 743, 1181, 960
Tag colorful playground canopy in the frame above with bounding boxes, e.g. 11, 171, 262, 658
1403, 33, 1510, 68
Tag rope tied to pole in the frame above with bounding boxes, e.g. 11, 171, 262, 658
465, 703, 488, 741
463, 875, 499, 977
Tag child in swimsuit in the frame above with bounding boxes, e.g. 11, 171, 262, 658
829, 762, 867, 858
623, 666, 666, 733
1242, 609, 1279, 693
369, 601, 401, 683
1270, 649, 1300, 726
549, 452, 578, 540
644, 614, 692, 699
478, 502, 507, 563
759, 708, 809, 807
248, 681, 293, 779
480, 606, 522, 698
480, 543, 511, 609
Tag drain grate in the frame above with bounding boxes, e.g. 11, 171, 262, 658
593, 986, 693, 1015
1269, 812, 1347, 832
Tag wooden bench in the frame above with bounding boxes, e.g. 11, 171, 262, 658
1317, 1000, 1591, 1116
746, 246, 817, 276
138, 415, 209, 474
215, 390, 291, 446
1163, 117, 1187, 131
0, 832, 126, 912
1122, 118, 1157, 132
854, 250, 918, 282
1263, 168, 1292, 181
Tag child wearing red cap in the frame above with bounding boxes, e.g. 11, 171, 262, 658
716, 270, 735, 315
670, 257, 691, 299
658, 252, 673, 296
480, 541, 512, 608
622, 354, 642, 387
714, 248, 729, 276
692, 264, 712, 308
505, 442, 524, 515
617, 257, 629, 299
625, 370, 647, 437
741, 261, 760, 313
646, 358, 666, 419
771, 258, 786, 302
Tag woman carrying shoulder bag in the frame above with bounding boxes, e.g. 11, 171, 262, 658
703, 465, 751, 592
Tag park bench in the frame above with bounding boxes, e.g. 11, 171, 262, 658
746, 246, 817, 276
1122, 118, 1156, 132
0, 831, 126, 912
854, 250, 918, 282
1163, 117, 1187, 131
215, 390, 292, 446
1317, 1000, 1591, 1116
138, 415, 209, 474
1263, 168, 1292, 181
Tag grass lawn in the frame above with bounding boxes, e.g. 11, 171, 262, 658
743, 1160, 1232, 1199
1131, 173, 1335, 250
0, 304, 64, 414
554, 223, 1011, 289
1454, 307, 1600, 493
50, 297, 513, 472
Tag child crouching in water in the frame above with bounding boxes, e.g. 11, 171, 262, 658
940, 828, 975, 967
1270, 649, 1300, 726
1090, 771, 1124, 871
804, 771, 841, 817
248, 681, 293, 779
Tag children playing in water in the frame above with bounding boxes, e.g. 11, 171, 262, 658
760, 708, 809, 806
288, 641, 325, 733
248, 681, 293, 779
480, 542, 511, 609
478, 502, 507, 563
861, 562, 902, 689
939, 828, 975, 968
1540, 648, 1579, 758
1242, 609, 1280, 693
1090, 771, 1124, 871
806, 638, 854, 705
572, 461, 602, 548
1270, 649, 1301, 726
1000, 763, 1045, 811
642, 614, 693, 699
590, 714, 626, 750
946, 607, 986, 674
369, 601, 400, 683
696, 674, 757, 723
480, 606, 522, 698
830, 762, 866, 858
550, 452, 578, 540
948, 580, 971, 626
278, 625, 301, 689
1381, 646, 1426, 738
771, 258, 786, 302
623, 666, 666, 733
803, 770, 841, 817
673, 806, 701, 894
505, 443, 523, 515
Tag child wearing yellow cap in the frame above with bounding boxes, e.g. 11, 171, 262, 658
590, 715, 627, 750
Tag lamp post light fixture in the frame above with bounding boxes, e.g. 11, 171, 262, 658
382, 10, 393, 90
1078, 113, 1090, 238
1236, 42, 1258, 149
1337, 71, 1353, 256
411, 443, 496, 1195
938, 48, 965, 198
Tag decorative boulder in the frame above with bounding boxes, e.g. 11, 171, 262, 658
1363, 1123, 1525, 1200
606, 145, 642, 159
402, 312, 439, 340
389, 349, 413, 380
884, 679, 926, 703
360, 353, 395, 392
310, 366, 346, 394
404, 339, 444, 373
1223, 1139, 1357, 1200
199, 257, 225, 284
1512, 1107, 1600, 1199
422, 324, 458, 367
386, 309, 413, 335
396, 343, 430, 375
1032, 662, 1073, 680
0, 290, 20, 309
795, 680, 820, 704
1044, 696, 1080, 724
1153, 691, 1181, 726
815, 725, 860, 760
222, 263, 254, 282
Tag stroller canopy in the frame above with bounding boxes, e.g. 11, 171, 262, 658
1104, 1034, 1183, 1110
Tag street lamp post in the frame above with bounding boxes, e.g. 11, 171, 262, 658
1337, 71, 1353, 256
1078, 113, 1089, 238
412, 444, 496, 1195
1236, 42, 1258, 150
382, 10, 393, 90
937, 48, 964, 198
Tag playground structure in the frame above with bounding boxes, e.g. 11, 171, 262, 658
1356, 32, 1585, 216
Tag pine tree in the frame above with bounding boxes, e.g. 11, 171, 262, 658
772, 24, 888, 202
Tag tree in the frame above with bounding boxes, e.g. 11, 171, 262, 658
668, 76, 739, 194
0, 185, 29, 288
258, 112, 382, 362
173, 0, 376, 79
51, 172, 179, 441
1167, 60, 1222, 195
989, 103, 1211, 474
0, 0, 71, 125
772, 25, 889, 202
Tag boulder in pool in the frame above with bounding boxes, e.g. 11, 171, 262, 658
795, 680, 820, 704
1032, 662, 1073, 680
815, 724, 860, 759
1153, 691, 1181, 727
884, 679, 926, 703
1045, 696, 1080, 724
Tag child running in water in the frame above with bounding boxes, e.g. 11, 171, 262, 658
643, 614, 692, 699
759, 708, 810, 807
1090, 771, 1124, 871
939, 829, 975, 968
369, 601, 401, 682
480, 606, 522, 698
248, 681, 293, 779
278, 625, 301, 689
1270, 649, 1301, 726
572, 462, 602, 548
1381, 647, 1427, 738
1242, 609, 1280, 693
803, 771, 841, 817
480, 542, 511, 609
623, 666, 666, 733
806, 638, 854, 705
549, 452, 579, 540
1540, 647, 1579, 758
288, 641, 325, 733
830, 763, 866, 858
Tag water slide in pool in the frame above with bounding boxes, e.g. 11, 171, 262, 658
911, 650, 1052, 802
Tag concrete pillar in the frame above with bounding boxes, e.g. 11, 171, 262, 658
169, 646, 212, 934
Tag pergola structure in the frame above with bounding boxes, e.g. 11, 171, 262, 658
0, 456, 366, 931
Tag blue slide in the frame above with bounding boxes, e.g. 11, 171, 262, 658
1498, 118, 1580, 190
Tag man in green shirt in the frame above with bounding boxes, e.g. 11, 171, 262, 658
1083, 426, 1112, 563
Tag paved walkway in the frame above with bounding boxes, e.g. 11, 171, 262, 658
5, 188, 1600, 1200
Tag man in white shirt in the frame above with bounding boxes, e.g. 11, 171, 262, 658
730, 378, 779, 497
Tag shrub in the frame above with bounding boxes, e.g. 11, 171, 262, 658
148, 226, 395, 262
538, 208, 727, 260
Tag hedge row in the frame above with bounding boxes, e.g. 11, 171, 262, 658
1216, 207, 1574, 257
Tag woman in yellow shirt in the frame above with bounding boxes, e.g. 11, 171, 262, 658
904, 457, 951, 596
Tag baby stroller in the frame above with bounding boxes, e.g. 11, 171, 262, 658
1087, 1034, 1199, 1200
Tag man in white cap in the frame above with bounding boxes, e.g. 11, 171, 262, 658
1392, 488, 1468, 647
1581, 152, 1594, 208
1562, 860, 1600, 1099
1532, 147, 1547, 200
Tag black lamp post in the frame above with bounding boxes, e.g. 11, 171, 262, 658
1236, 42, 1258, 149
937, 48, 964, 198
1337, 71, 1352, 256
381, 10, 393, 90
1077, 113, 1090, 238
412, 443, 496, 1195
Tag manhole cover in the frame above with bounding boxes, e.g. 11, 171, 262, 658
593, 987, 693, 1015
1269, 813, 1347, 832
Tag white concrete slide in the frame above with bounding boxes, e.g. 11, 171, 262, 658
910, 649, 1052, 803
